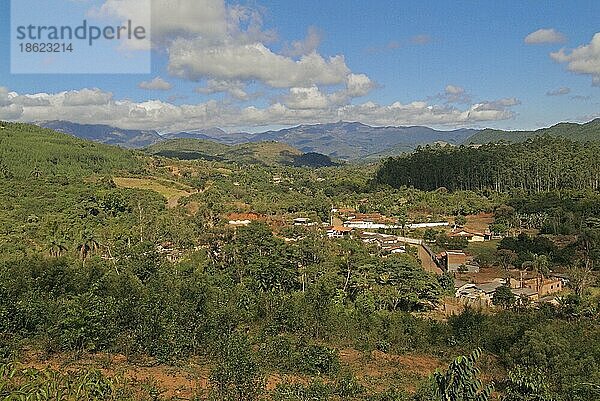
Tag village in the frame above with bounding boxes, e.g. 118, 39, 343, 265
218, 206, 567, 313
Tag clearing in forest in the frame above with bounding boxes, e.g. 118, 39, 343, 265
113, 177, 198, 208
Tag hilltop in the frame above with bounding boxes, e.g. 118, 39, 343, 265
0, 121, 141, 178
145, 138, 338, 167
465, 118, 600, 144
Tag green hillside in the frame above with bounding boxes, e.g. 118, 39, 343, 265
0, 121, 142, 179
0, 122, 155, 258
145, 138, 336, 167
466, 118, 600, 144
144, 138, 231, 161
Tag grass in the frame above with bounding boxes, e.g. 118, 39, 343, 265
112, 177, 197, 208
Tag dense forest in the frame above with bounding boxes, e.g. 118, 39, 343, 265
466, 118, 600, 144
375, 137, 600, 192
1, 123, 599, 401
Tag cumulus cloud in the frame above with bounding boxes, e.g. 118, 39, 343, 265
0, 87, 11, 107
443, 85, 472, 104
0, 86, 519, 132
62, 88, 113, 106
345, 74, 377, 97
281, 73, 376, 110
168, 41, 351, 88
195, 80, 250, 100
91, 0, 364, 94
283, 26, 322, 57
551, 33, 600, 86
525, 28, 567, 44
0, 88, 23, 120
546, 87, 571, 96
90, 0, 225, 44
283, 86, 331, 110
138, 77, 173, 91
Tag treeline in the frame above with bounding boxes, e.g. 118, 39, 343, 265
375, 136, 600, 192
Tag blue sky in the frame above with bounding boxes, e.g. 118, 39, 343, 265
0, 0, 599, 133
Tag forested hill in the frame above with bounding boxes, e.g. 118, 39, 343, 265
465, 118, 600, 144
145, 138, 338, 167
375, 136, 600, 192
0, 122, 142, 178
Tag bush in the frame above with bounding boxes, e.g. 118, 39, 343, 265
52, 292, 118, 352
272, 380, 331, 401
209, 334, 265, 401
260, 337, 340, 376
299, 343, 340, 376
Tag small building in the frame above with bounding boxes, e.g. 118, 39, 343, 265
511, 287, 539, 303
455, 282, 503, 307
450, 229, 488, 242
409, 222, 450, 229
343, 220, 399, 230
440, 250, 469, 272
227, 212, 264, 226
523, 277, 562, 297
454, 279, 468, 291
382, 245, 406, 254
293, 217, 312, 226
327, 226, 353, 238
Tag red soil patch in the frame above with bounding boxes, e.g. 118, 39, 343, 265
464, 213, 494, 233
339, 348, 442, 392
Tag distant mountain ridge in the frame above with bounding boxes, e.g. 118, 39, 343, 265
39, 119, 600, 161
37, 120, 479, 161
465, 119, 600, 144
39, 121, 163, 149
223, 122, 478, 160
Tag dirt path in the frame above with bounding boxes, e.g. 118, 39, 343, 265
418, 245, 443, 275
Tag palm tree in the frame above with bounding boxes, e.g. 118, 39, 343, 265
31, 166, 42, 178
522, 254, 550, 279
47, 238, 67, 258
78, 231, 99, 266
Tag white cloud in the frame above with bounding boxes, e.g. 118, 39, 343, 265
546, 87, 571, 96
138, 77, 173, 91
0, 88, 23, 120
551, 33, 600, 86
345, 74, 376, 98
90, 0, 225, 44
0, 87, 11, 107
62, 88, 113, 106
525, 28, 567, 44
445, 85, 464, 95
443, 85, 471, 103
281, 73, 376, 110
283, 86, 331, 110
168, 41, 351, 88
91, 0, 363, 93
283, 26, 322, 57
0, 86, 519, 132
195, 80, 250, 100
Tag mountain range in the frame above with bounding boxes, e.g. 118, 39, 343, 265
35, 119, 600, 161
38, 120, 478, 160
39, 120, 163, 149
